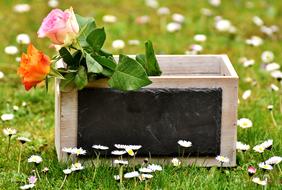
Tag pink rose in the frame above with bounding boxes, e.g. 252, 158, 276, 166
38, 7, 79, 46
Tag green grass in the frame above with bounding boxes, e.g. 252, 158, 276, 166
0, 0, 282, 189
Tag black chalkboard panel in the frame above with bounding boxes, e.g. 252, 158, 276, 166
77, 88, 222, 157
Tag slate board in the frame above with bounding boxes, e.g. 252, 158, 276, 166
77, 88, 222, 157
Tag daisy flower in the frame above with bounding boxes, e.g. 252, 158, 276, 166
111, 150, 127, 156
17, 137, 31, 144
124, 171, 140, 179
28, 176, 37, 184
265, 156, 282, 165
209, 0, 221, 7
139, 167, 153, 173
42, 167, 49, 173
252, 16, 264, 26
62, 147, 73, 155
147, 164, 162, 171
171, 158, 181, 166
1, 113, 14, 121
0, 71, 4, 79
3, 128, 17, 136
114, 144, 142, 150
139, 173, 153, 180
28, 155, 43, 164
193, 34, 207, 42
48, 0, 59, 8
216, 155, 230, 163
246, 36, 263, 47
177, 140, 192, 148
271, 70, 282, 80
261, 139, 273, 150
13, 4, 31, 13
102, 15, 117, 23
252, 177, 267, 186
270, 84, 279, 91
172, 13, 185, 23
71, 147, 86, 156
128, 40, 140, 46
242, 90, 251, 100
20, 184, 35, 190
112, 40, 125, 50
258, 162, 273, 170
236, 141, 250, 151
126, 148, 135, 156
267, 105, 273, 111
157, 7, 170, 16
237, 118, 252, 128
4, 46, 18, 55
71, 162, 84, 171
92, 145, 109, 150
261, 51, 274, 63
113, 160, 128, 165
63, 168, 72, 175
166, 22, 181, 33
265, 63, 280, 72
113, 175, 120, 181
253, 144, 265, 153
16, 34, 31, 45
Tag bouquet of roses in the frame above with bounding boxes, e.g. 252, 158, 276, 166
18, 7, 162, 91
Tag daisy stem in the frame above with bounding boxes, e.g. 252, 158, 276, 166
7, 136, 11, 159
17, 144, 23, 173
59, 175, 67, 190
35, 167, 41, 180
182, 149, 185, 158
119, 166, 124, 187
270, 111, 277, 127
279, 94, 282, 114
240, 151, 245, 163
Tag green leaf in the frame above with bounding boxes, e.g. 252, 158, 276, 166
145, 41, 162, 76
98, 49, 113, 58
75, 14, 96, 29
94, 55, 116, 71
86, 28, 106, 51
108, 54, 152, 91
49, 67, 65, 79
60, 73, 76, 91
136, 54, 146, 69
59, 47, 74, 66
74, 66, 88, 90
85, 53, 103, 73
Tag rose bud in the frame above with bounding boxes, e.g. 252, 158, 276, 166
247, 166, 256, 176
37, 7, 79, 46
18, 44, 51, 91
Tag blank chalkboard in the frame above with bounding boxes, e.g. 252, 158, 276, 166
77, 88, 222, 157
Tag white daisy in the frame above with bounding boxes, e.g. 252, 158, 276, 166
261, 51, 274, 63
3, 128, 17, 136
193, 34, 207, 42
63, 168, 72, 175
140, 173, 153, 180
236, 141, 250, 151
265, 63, 280, 72
13, 105, 19, 111
215, 19, 232, 32
114, 144, 142, 150
270, 84, 279, 91
258, 162, 273, 170
271, 70, 282, 80
252, 177, 267, 186
111, 150, 127, 156
172, 13, 185, 23
42, 167, 49, 173
113, 175, 120, 181
126, 148, 135, 156
128, 40, 140, 46
62, 147, 73, 155
215, 155, 230, 163
261, 139, 273, 150
4, 45, 18, 55
242, 90, 251, 100
71, 162, 84, 171
267, 105, 273, 111
237, 118, 252, 128
136, 15, 150, 24
124, 171, 140, 179
48, 0, 59, 8
201, 8, 213, 17
20, 184, 35, 190
157, 7, 170, 16
1, 113, 14, 121
112, 40, 125, 50
209, 0, 221, 7
242, 59, 255, 67
139, 167, 153, 173
260, 26, 274, 37
253, 144, 265, 153
171, 158, 181, 166
92, 145, 109, 150
189, 44, 203, 53
113, 160, 128, 165
17, 137, 31, 144
147, 164, 162, 171
102, 15, 117, 23
145, 0, 159, 9
178, 140, 192, 148
252, 16, 264, 26
0, 71, 4, 79
16, 34, 31, 45
13, 4, 31, 13
246, 36, 263, 47
265, 156, 282, 165
22, 102, 27, 107
166, 22, 182, 33
28, 155, 42, 164
71, 147, 86, 156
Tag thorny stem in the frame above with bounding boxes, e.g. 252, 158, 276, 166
59, 175, 67, 190
17, 144, 23, 173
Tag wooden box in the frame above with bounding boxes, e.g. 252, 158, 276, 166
55, 55, 238, 166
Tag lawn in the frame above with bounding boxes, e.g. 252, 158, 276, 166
0, 0, 281, 189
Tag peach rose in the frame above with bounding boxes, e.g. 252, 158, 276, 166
37, 7, 79, 46
18, 44, 51, 91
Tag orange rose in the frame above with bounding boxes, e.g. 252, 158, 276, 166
18, 44, 51, 91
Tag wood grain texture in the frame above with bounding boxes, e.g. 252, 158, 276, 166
55, 55, 238, 166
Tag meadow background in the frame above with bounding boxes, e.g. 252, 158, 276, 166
0, 0, 281, 189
